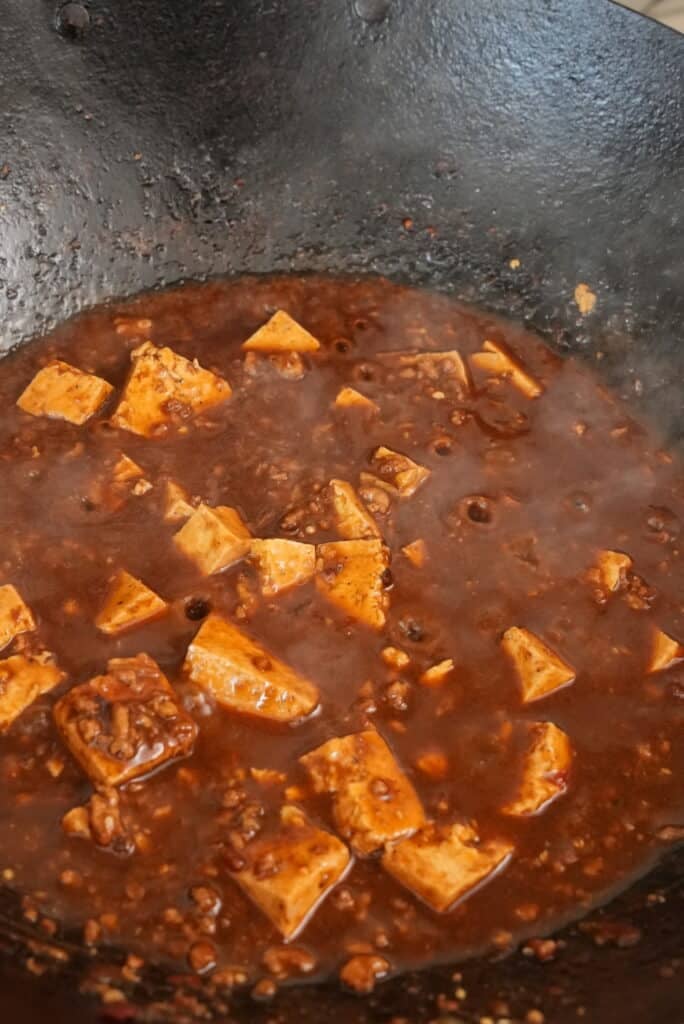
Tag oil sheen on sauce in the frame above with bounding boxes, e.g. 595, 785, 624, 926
0, 275, 681, 996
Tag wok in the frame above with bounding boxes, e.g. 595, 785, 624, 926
0, 0, 681, 1020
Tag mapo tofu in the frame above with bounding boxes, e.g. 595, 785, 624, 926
0, 274, 681, 995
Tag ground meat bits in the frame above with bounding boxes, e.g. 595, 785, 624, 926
0, 274, 680, 998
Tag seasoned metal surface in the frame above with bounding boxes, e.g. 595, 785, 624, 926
0, 0, 681, 1020
0, 0, 682, 438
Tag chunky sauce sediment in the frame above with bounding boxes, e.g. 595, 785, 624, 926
0, 275, 681, 996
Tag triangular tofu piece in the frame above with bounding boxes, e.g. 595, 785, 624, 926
0, 653, 65, 731
328, 479, 380, 540
242, 311, 321, 353
0, 585, 36, 653
370, 446, 430, 498
95, 570, 167, 635
334, 387, 378, 413
228, 805, 350, 939
17, 360, 113, 425
503, 722, 572, 816
595, 549, 632, 592
382, 822, 512, 912
316, 539, 390, 630
648, 627, 684, 674
183, 614, 319, 722
174, 504, 251, 575
112, 454, 152, 496
112, 454, 145, 485
300, 730, 425, 856
502, 627, 575, 703
111, 342, 231, 437
250, 539, 316, 597
470, 339, 542, 398
401, 538, 427, 568
164, 480, 195, 523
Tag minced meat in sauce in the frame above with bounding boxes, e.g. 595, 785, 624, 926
0, 275, 681, 995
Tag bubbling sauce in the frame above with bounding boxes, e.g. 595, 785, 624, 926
0, 276, 681, 996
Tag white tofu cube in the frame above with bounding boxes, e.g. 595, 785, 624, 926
0, 653, 65, 731
382, 822, 513, 912
242, 311, 321, 353
0, 585, 36, 653
300, 729, 426, 855
17, 361, 113, 425
250, 539, 316, 597
174, 504, 251, 575
503, 722, 572, 816
502, 627, 575, 703
183, 614, 319, 722
316, 539, 390, 630
228, 805, 350, 939
111, 342, 231, 437
95, 570, 168, 635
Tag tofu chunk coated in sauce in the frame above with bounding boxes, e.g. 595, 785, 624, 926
54, 654, 197, 787
370, 446, 430, 498
174, 504, 252, 576
163, 480, 194, 523
242, 310, 321, 353
595, 549, 633, 592
300, 730, 425, 855
250, 539, 316, 597
95, 570, 167, 635
111, 342, 231, 437
334, 386, 378, 413
17, 360, 113, 425
183, 614, 319, 722
382, 822, 513, 913
328, 479, 380, 540
503, 721, 572, 816
316, 539, 390, 630
112, 454, 146, 487
228, 805, 350, 939
648, 627, 684, 674
470, 339, 542, 398
0, 584, 36, 653
0, 654, 64, 731
502, 627, 575, 703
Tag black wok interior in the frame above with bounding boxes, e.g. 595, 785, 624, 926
0, 0, 681, 1020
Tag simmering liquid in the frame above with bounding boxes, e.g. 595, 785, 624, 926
0, 276, 680, 997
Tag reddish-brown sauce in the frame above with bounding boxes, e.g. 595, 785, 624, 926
0, 275, 681, 997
